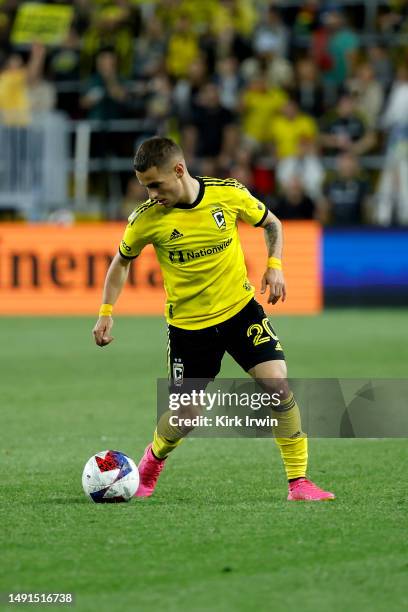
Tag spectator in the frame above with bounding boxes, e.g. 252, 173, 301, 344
322, 9, 360, 90
27, 43, 56, 117
240, 73, 287, 150
292, 57, 325, 118
166, 15, 200, 79
0, 54, 30, 125
50, 27, 81, 83
230, 150, 256, 194
214, 56, 243, 112
81, 2, 140, 78
253, 6, 289, 59
80, 48, 128, 120
273, 177, 318, 221
377, 3, 408, 35
320, 93, 376, 155
322, 153, 370, 225
251, 30, 294, 89
376, 64, 408, 226
367, 44, 394, 94
310, 10, 335, 89
132, 16, 166, 80
214, 23, 252, 64
292, 0, 321, 41
251, 160, 275, 202
347, 62, 384, 129
211, 0, 257, 40
0, 43, 56, 200
80, 46, 130, 182
265, 47, 294, 90
49, 27, 82, 118
269, 98, 318, 160
145, 74, 172, 125
0, 44, 52, 126
183, 82, 238, 173
173, 56, 209, 124
276, 139, 324, 201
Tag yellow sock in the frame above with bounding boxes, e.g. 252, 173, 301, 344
272, 393, 308, 480
151, 410, 185, 459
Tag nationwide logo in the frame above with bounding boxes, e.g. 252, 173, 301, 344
169, 238, 233, 264
169, 228, 184, 241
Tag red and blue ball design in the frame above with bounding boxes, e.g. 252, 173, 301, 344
82, 450, 139, 503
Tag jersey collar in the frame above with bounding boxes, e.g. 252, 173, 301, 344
174, 177, 205, 209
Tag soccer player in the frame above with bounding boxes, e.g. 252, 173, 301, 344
93, 137, 335, 502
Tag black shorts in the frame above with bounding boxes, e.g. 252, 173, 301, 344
167, 299, 285, 390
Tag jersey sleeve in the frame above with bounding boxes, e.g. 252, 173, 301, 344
235, 183, 268, 227
118, 205, 152, 259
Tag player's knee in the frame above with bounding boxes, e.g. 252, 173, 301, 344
249, 360, 289, 397
260, 377, 291, 401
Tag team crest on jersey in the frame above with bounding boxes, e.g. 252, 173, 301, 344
172, 358, 184, 386
211, 208, 226, 230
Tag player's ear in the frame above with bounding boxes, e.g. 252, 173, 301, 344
174, 162, 185, 179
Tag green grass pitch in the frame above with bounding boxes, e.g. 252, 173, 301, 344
1, 310, 408, 612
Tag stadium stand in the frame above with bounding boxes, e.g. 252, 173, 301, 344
0, 0, 408, 224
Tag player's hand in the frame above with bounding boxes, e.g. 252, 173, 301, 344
260, 269, 286, 305
92, 316, 114, 347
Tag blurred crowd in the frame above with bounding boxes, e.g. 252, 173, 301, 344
1, 0, 408, 225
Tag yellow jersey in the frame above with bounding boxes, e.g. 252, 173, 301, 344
119, 177, 268, 330
269, 114, 318, 158
242, 88, 287, 143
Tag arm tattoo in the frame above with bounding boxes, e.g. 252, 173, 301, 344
264, 222, 279, 256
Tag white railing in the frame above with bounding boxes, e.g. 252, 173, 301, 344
0, 113, 68, 219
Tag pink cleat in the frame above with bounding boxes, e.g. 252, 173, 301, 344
135, 444, 166, 498
287, 478, 335, 501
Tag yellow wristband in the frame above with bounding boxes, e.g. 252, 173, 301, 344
99, 304, 113, 317
267, 257, 282, 270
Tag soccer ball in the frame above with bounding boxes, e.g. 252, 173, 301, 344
82, 450, 139, 503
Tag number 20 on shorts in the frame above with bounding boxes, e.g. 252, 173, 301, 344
247, 317, 279, 346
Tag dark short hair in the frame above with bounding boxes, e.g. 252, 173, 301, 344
133, 137, 183, 172
97, 46, 116, 57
